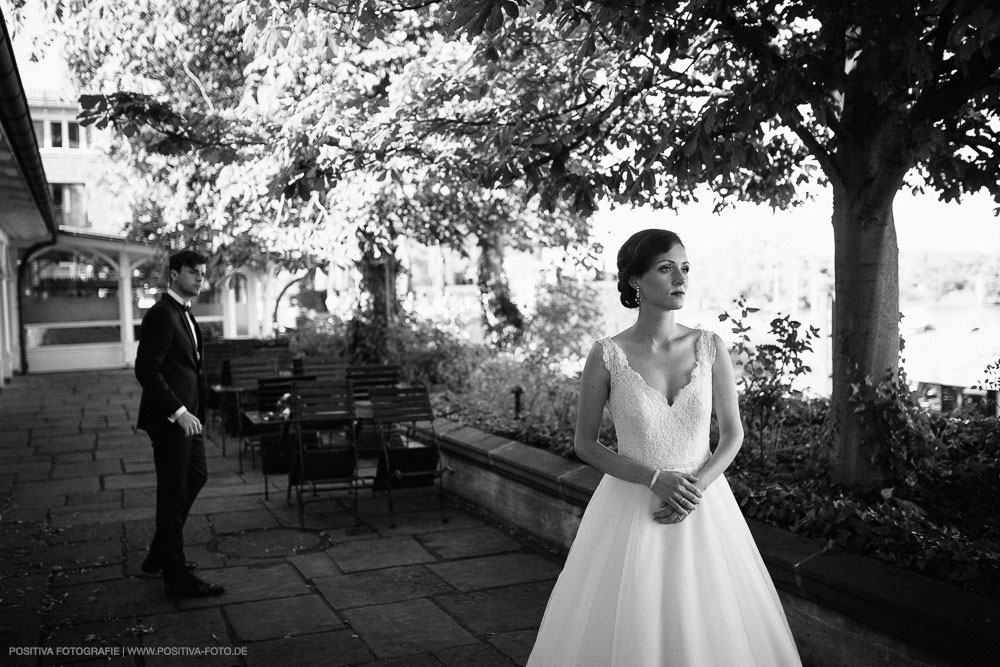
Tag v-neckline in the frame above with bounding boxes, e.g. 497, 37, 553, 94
609, 333, 703, 408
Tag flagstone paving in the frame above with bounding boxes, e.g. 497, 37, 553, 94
0, 369, 558, 666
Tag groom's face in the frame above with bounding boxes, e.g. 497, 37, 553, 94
171, 264, 206, 300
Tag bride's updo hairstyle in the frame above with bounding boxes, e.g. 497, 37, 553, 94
616, 229, 684, 308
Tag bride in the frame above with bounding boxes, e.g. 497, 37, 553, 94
527, 229, 802, 666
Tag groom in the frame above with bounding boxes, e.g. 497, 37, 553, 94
135, 249, 224, 597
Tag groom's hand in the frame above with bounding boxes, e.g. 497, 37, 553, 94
177, 411, 203, 436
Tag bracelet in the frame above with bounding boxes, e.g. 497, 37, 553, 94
648, 469, 661, 489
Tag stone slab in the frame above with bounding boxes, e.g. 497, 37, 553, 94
416, 526, 522, 560
65, 490, 124, 508
38, 618, 140, 663
46, 577, 176, 626
50, 503, 127, 522
49, 506, 154, 529
9, 461, 53, 481
46, 521, 122, 544
122, 488, 157, 509
341, 598, 477, 659
226, 594, 341, 641
12, 478, 100, 498
287, 552, 341, 580
435, 643, 514, 667
209, 510, 280, 535
139, 607, 234, 667
102, 473, 157, 491
189, 495, 263, 515
173, 564, 312, 610
364, 507, 486, 537
215, 528, 324, 559
426, 553, 562, 592
327, 535, 436, 573
45, 539, 122, 571
242, 629, 371, 667
313, 565, 452, 610
798, 550, 1000, 665
489, 629, 537, 666
748, 519, 825, 590
0, 573, 49, 616
52, 451, 96, 464
122, 461, 157, 474
433, 580, 555, 634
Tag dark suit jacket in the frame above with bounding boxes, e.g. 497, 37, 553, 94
135, 294, 205, 437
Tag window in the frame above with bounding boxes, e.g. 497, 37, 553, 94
22, 249, 121, 348
37, 119, 87, 149
50, 183, 89, 228
50, 121, 63, 148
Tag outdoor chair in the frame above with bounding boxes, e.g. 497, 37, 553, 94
289, 378, 364, 525
348, 364, 401, 453
202, 340, 254, 450
368, 384, 450, 527
221, 354, 287, 454
258, 416, 321, 503
346, 364, 401, 401
237, 376, 304, 476
292, 356, 349, 380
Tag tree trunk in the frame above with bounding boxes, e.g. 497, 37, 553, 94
351, 232, 401, 363
477, 229, 524, 348
828, 183, 901, 488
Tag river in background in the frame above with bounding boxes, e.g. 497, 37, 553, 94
428, 280, 999, 396
591, 282, 1000, 396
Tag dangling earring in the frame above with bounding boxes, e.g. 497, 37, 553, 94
635, 288, 641, 305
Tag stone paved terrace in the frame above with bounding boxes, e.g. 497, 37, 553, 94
0, 369, 559, 666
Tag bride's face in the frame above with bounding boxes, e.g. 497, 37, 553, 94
632, 246, 689, 310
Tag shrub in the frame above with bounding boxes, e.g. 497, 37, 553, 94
433, 353, 614, 457
520, 279, 604, 373
848, 371, 939, 489
383, 315, 488, 390
286, 315, 351, 358
718, 297, 823, 461
728, 468, 1000, 597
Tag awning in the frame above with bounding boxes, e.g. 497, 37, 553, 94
0, 7, 56, 243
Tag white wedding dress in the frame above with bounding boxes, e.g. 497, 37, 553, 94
527, 330, 802, 666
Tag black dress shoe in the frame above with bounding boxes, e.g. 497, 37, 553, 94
141, 555, 197, 574
164, 573, 225, 598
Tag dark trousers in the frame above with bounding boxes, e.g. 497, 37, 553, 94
149, 432, 207, 578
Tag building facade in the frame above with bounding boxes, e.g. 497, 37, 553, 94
2, 18, 275, 376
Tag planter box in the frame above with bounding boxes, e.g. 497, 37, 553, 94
420, 419, 1000, 667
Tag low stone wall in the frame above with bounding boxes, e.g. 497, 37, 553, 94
421, 419, 1000, 667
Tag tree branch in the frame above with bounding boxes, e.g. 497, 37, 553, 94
782, 109, 840, 181
908, 31, 1000, 128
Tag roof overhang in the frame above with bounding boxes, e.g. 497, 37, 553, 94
54, 226, 161, 263
0, 8, 56, 246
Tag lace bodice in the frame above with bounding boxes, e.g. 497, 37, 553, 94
600, 330, 717, 472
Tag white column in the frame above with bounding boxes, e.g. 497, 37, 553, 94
119, 251, 135, 365
222, 276, 237, 338
250, 273, 265, 337
0, 241, 10, 380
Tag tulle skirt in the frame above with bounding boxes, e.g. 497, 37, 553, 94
527, 473, 802, 667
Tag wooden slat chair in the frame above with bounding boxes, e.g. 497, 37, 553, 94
369, 385, 449, 527
348, 365, 401, 455
239, 376, 297, 480
289, 378, 362, 525
346, 365, 401, 401
294, 356, 350, 381
228, 356, 284, 468
202, 340, 252, 449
